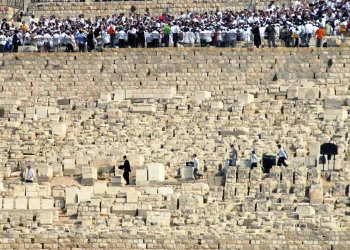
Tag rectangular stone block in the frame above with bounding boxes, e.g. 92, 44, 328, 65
38, 185, 51, 196
195, 91, 211, 101
126, 87, 175, 99
158, 187, 174, 195
57, 99, 70, 105
52, 164, 63, 176
145, 187, 158, 195
136, 169, 148, 185
78, 186, 92, 202
129, 154, 145, 168
324, 108, 348, 121
324, 96, 350, 108
36, 106, 48, 119
15, 197, 27, 209
113, 90, 126, 101
63, 163, 76, 176
107, 186, 119, 195
94, 182, 107, 194
127, 191, 139, 203
38, 211, 53, 225
28, 197, 41, 209
25, 107, 36, 114
47, 107, 59, 114
37, 163, 53, 178
132, 104, 157, 115
13, 185, 25, 196
110, 176, 121, 186
146, 210, 171, 226
181, 166, 193, 179
298, 88, 319, 100
41, 197, 54, 209
210, 101, 223, 110
111, 203, 137, 216
52, 123, 67, 136
237, 93, 254, 104
65, 186, 78, 204
3, 197, 13, 209
82, 167, 97, 180
147, 163, 165, 182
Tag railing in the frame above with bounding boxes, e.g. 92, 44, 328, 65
8, 9, 22, 22
7, 0, 24, 9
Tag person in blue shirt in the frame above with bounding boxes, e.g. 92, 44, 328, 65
76, 30, 87, 52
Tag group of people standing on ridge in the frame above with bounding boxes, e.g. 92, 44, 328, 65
0, 0, 349, 52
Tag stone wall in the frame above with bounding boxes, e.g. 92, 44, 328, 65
28, 0, 292, 18
0, 47, 347, 100
0, 47, 349, 249
0, 230, 348, 249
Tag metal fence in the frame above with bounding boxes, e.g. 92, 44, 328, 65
7, 0, 24, 9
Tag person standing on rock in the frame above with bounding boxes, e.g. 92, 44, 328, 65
119, 155, 131, 185
193, 154, 200, 180
229, 144, 238, 166
277, 144, 288, 167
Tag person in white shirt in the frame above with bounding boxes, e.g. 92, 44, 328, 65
305, 21, 313, 42
0, 32, 6, 52
43, 31, 52, 52
52, 31, 61, 52
117, 28, 127, 48
193, 154, 200, 180
26, 165, 34, 183
64, 31, 75, 52
277, 144, 288, 167
101, 28, 110, 47
171, 22, 180, 47
250, 150, 259, 169
34, 33, 44, 52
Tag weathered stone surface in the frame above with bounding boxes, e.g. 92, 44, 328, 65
0, 47, 347, 249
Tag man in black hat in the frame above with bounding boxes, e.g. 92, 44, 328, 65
1, 19, 9, 31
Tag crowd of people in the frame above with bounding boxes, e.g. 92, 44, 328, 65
0, 0, 350, 52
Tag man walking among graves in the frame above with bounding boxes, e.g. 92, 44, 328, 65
119, 155, 131, 185
193, 154, 200, 180
230, 144, 238, 166
277, 144, 288, 167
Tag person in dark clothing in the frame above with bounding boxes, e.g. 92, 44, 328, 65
265, 23, 276, 48
12, 30, 20, 53
251, 23, 261, 48
137, 26, 145, 48
94, 26, 101, 38
86, 29, 95, 52
119, 155, 131, 185
1, 19, 9, 31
